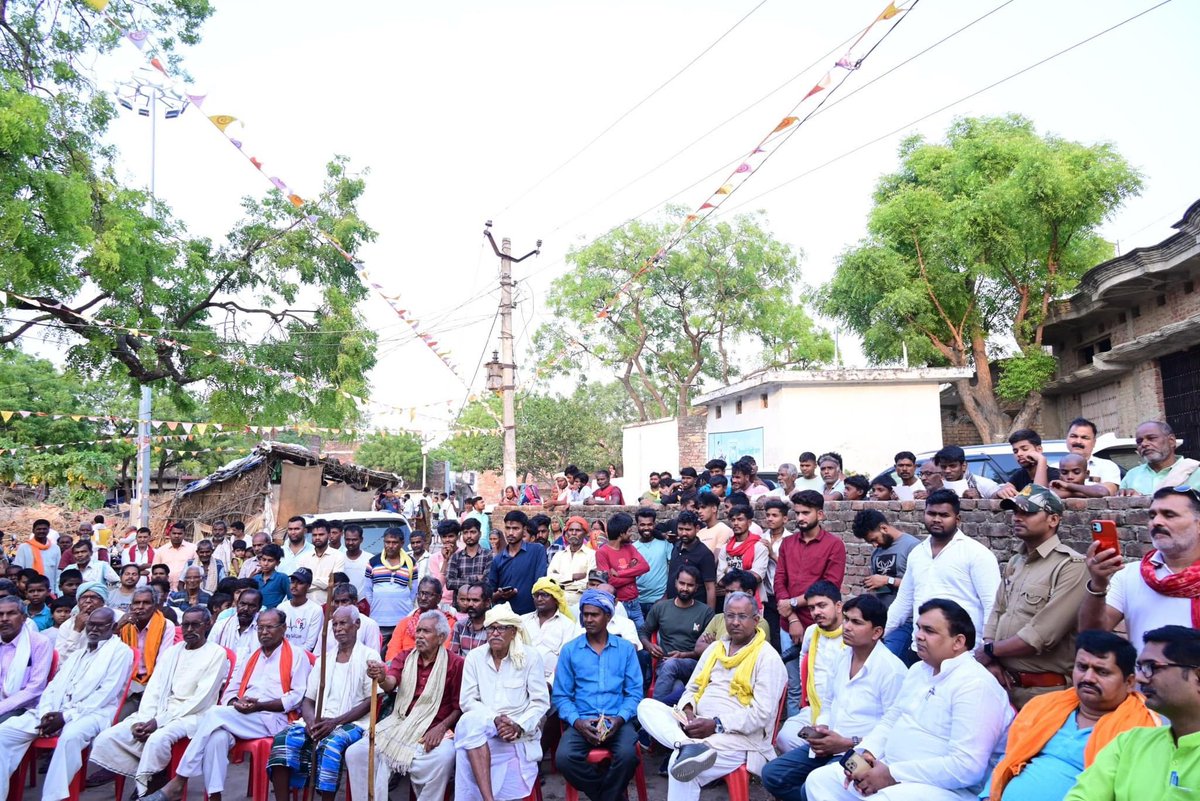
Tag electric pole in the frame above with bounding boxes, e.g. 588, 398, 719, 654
483, 223, 540, 489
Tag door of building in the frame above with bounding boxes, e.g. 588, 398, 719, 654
1161, 345, 1200, 459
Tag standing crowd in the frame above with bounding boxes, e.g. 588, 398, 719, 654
0, 416, 1197, 801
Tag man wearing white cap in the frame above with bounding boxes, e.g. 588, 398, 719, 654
457, 603, 550, 801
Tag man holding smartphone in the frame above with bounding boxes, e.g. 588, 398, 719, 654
978, 484, 1088, 709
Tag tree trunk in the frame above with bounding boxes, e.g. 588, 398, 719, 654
1011, 391, 1043, 431
677, 384, 692, 420
953, 334, 1013, 442
617, 372, 649, 421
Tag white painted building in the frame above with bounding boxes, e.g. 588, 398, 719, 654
693, 368, 974, 476
619, 416, 680, 503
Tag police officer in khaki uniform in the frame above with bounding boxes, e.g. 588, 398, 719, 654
977, 484, 1088, 708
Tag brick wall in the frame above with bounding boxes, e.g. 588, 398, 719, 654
677, 408, 708, 469
506, 497, 1152, 595
940, 407, 984, 447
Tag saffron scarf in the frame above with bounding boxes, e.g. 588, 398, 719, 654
27, 536, 51, 576
121, 610, 168, 684
1140, 550, 1200, 627
239, 639, 297, 720
989, 689, 1159, 800
724, 533, 761, 571
802, 624, 843, 722
692, 627, 767, 707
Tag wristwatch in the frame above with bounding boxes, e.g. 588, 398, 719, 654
713, 716, 725, 734
887, 577, 895, 587
851, 736, 862, 748
789, 597, 799, 608
983, 641, 995, 659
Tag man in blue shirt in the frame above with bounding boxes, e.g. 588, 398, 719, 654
554, 589, 643, 801
633, 509, 673, 620
487, 510, 548, 615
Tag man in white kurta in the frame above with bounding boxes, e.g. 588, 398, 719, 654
116, 588, 178, 719
324, 583, 383, 651
521, 578, 576, 685
53, 582, 110, 659
457, 603, 550, 801
804, 599, 1013, 801
0, 607, 134, 801
776, 581, 846, 752
90, 607, 230, 795
145, 608, 311, 801
637, 592, 787, 801
211, 587, 263, 666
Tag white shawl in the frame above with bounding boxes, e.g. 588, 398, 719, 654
1, 621, 36, 699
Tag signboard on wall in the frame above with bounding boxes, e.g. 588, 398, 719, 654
707, 427, 765, 465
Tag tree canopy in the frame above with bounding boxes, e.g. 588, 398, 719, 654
354, 431, 423, 481
822, 115, 1141, 441
534, 209, 833, 420
0, 0, 378, 429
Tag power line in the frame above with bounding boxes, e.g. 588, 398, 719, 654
495, 0, 770, 216
721, 0, 1177, 214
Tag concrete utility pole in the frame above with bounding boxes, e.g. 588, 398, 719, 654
483, 223, 540, 489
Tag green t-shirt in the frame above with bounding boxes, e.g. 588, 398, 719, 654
641, 597, 714, 654
1065, 725, 1196, 801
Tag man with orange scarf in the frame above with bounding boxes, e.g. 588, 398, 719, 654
985, 631, 1159, 801
114, 587, 177, 720
143, 608, 311, 801
12, 519, 61, 592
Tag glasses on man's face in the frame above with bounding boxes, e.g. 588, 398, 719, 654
486, 624, 516, 635
1134, 660, 1200, 679
725, 613, 756, 623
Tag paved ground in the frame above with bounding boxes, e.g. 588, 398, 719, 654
43, 752, 771, 801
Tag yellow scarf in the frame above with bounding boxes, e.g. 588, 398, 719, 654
804, 624, 843, 722
692, 627, 767, 707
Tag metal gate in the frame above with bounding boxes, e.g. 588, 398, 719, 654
1161, 345, 1200, 459
1080, 383, 1121, 437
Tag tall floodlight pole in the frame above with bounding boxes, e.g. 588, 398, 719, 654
483, 223, 539, 488
114, 68, 188, 528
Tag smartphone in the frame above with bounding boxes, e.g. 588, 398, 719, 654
499, 586, 516, 594
840, 750, 870, 779
1091, 520, 1120, 555
798, 726, 818, 740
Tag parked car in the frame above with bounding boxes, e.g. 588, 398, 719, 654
909, 434, 1140, 484
301, 511, 412, 553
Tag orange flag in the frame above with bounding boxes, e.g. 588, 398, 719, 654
773, 116, 799, 133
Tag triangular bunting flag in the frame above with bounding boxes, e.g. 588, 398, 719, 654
714, 184, 733, 195
878, 2, 901, 20
209, 115, 237, 132
773, 117, 799, 133
0, 411, 11, 423
804, 73, 832, 99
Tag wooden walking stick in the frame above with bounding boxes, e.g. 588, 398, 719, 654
367, 676, 379, 801
304, 593, 332, 801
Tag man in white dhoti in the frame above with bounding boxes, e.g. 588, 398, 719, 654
268, 605, 380, 801
53, 581, 109, 658
0, 596, 54, 723
345, 611, 463, 801
90, 607, 230, 797
143, 608, 311, 801
803, 598, 1013, 801
210, 586, 263, 666
0, 606, 134, 801
457, 603, 550, 801
637, 591, 787, 801
114, 587, 177, 720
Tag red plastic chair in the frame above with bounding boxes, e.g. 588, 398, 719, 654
722, 690, 788, 801
227, 650, 317, 801
113, 647, 237, 801
11, 648, 139, 801
562, 743, 649, 801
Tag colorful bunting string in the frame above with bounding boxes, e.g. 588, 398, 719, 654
75, 3, 465, 383
596, 0, 915, 318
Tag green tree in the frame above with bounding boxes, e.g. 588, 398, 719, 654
429, 382, 637, 478
534, 209, 833, 420
354, 432, 423, 481
822, 115, 1141, 442
1, 1, 377, 428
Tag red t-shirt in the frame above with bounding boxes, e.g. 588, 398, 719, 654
595, 543, 650, 602
387, 649, 464, 728
592, 484, 625, 505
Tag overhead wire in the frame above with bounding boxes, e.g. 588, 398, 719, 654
719, 0, 1177, 214
495, 0, 771, 216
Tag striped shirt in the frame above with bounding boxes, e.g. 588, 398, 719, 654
364, 553, 417, 628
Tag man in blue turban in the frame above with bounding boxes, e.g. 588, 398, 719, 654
552, 589, 642, 801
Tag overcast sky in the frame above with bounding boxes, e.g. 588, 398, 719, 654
72, 0, 1200, 434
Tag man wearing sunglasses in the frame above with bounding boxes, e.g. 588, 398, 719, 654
1080, 486, 1200, 648
1065, 625, 1200, 800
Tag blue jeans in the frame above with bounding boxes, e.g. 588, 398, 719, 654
761, 748, 831, 801
780, 627, 803, 718
653, 657, 698, 705
622, 599, 645, 631
883, 622, 919, 666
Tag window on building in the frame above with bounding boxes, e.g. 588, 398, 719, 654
715, 405, 722, 420
760, 393, 769, 409
735, 399, 743, 415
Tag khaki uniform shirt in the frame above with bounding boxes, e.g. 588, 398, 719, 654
984, 534, 1087, 696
